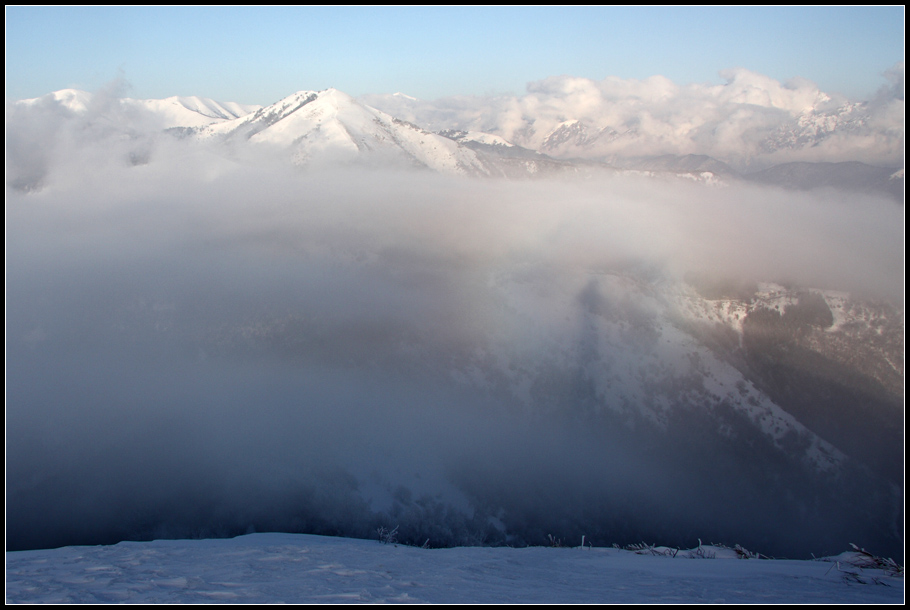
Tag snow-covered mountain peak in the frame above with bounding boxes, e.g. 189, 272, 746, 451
159, 95, 260, 120
19, 88, 92, 113
270, 88, 353, 108
15, 89, 261, 129
50, 88, 92, 111
318, 86, 347, 97
131, 95, 261, 128
193, 86, 491, 174
236, 87, 364, 127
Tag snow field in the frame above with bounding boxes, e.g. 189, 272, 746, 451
6, 533, 903, 604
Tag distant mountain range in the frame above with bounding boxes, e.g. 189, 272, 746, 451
13, 87, 904, 200
25, 87, 261, 127
362, 70, 904, 173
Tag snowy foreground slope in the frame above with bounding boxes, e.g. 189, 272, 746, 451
5, 533, 903, 604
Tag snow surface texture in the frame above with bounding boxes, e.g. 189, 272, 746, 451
5, 533, 904, 604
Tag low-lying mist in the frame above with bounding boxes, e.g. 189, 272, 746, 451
6, 126, 904, 558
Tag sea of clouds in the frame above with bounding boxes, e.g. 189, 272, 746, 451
6, 71, 903, 557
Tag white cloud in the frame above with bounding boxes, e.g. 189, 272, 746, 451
363, 68, 903, 169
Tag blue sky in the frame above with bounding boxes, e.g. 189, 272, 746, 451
5, 6, 904, 104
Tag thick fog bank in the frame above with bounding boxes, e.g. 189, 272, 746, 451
6, 141, 904, 558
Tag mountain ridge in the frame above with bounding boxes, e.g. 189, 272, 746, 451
13, 86, 904, 195
185, 88, 491, 174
